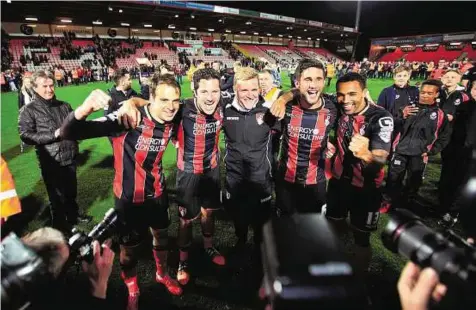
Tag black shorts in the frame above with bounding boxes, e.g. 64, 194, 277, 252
176, 168, 221, 220
325, 178, 381, 232
276, 180, 326, 214
115, 194, 170, 245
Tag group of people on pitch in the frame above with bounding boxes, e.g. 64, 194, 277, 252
51, 57, 475, 310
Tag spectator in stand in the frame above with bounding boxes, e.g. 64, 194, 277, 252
430, 59, 447, 80
72, 68, 79, 86
462, 61, 476, 91
55, 67, 64, 87
326, 62, 336, 87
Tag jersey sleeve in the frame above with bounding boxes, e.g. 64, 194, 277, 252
369, 112, 394, 152
60, 111, 126, 140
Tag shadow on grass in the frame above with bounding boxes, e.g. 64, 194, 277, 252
2, 144, 32, 162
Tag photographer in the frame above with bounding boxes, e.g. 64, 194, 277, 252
3, 227, 114, 310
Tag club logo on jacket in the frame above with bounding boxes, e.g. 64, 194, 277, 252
256, 112, 264, 125
360, 124, 366, 135
430, 112, 437, 120
454, 99, 461, 106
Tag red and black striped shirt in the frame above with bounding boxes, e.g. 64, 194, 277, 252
332, 103, 393, 188
176, 99, 223, 174
279, 96, 338, 185
61, 106, 175, 203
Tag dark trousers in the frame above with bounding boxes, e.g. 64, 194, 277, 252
276, 180, 326, 216
439, 146, 471, 214
327, 77, 332, 87
56, 80, 64, 87
225, 181, 271, 245
385, 153, 427, 208
40, 161, 79, 230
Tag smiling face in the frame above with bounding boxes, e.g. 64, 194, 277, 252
295, 67, 325, 108
33, 77, 55, 100
195, 78, 221, 115
258, 71, 274, 95
336, 81, 367, 115
235, 78, 260, 110
150, 84, 181, 122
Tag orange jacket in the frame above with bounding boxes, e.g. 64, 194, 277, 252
0, 156, 21, 220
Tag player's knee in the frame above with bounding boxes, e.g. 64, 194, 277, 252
150, 227, 169, 250
120, 244, 139, 269
353, 230, 371, 247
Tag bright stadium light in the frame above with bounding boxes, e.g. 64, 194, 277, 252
57, 25, 66, 28
168, 25, 175, 29
288, 35, 292, 38
225, 29, 231, 33
175, 14, 179, 18
472, 41, 476, 44
208, 28, 214, 32
254, 32, 259, 35
61, 19, 72, 23
308, 37, 312, 40
144, 24, 152, 28
132, 29, 138, 32
85, 27, 92, 29
27, 24, 37, 28
25, 17, 38, 21
240, 31, 246, 34
246, 21, 252, 25
6, 0, 11, 3
154, 30, 160, 33
108, 6, 113, 11
191, 14, 195, 19
92, 21, 102, 25
121, 23, 130, 26
450, 42, 462, 45
304, 29, 307, 32
190, 27, 197, 30
119, 9, 123, 13
218, 19, 222, 22
278, 34, 283, 37
267, 33, 271, 36
297, 36, 301, 39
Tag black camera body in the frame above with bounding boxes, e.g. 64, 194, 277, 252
68, 208, 119, 263
261, 214, 366, 310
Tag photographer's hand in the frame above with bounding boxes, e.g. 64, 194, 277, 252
82, 239, 115, 299
398, 262, 447, 310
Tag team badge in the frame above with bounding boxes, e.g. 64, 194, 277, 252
378, 117, 393, 143
430, 112, 437, 120
256, 112, 264, 125
313, 128, 319, 135
454, 99, 461, 106
395, 94, 400, 99
360, 124, 367, 135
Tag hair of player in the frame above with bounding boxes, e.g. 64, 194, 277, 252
149, 73, 181, 97
113, 68, 129, 85
31, 70, 55, 88
22, 227, 66, 277
393, 65, 411, 75
193, 68, 221, 91
421, 79, 443, 91
295, 58, 327, 81
443, 68, 462, 76
233, 66, 259, 87
336, 72, 367, 90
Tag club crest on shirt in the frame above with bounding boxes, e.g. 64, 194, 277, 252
454, 99, 461, 106
256, 112, 264, 125
430, 112, 437, 120
360, 124, 366, 135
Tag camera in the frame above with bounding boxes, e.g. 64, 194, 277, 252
68, 208, 120, 263
261, 214, 366, 310
382, 208, 476, 306
1, 208, 120, 309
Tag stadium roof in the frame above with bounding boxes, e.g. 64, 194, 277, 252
2, 0, 358, 44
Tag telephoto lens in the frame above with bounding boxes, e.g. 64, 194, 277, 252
382, 208, 476, 308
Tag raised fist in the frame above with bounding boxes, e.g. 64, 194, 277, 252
349, 134, 370, 160
75, 89, 112, 120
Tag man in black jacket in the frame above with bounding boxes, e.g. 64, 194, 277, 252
384, 79, 451, 209
18, 70, 90, 232
105, 68, 140, 115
